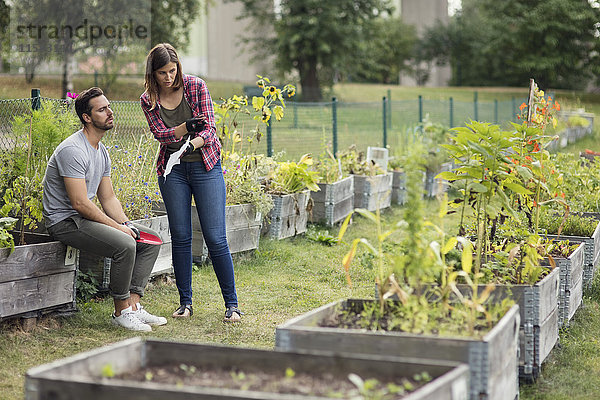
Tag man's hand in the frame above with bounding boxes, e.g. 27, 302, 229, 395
185, 116, 205, 133
122, 220, 140, 240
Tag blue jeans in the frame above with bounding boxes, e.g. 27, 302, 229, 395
158, 159, 238, 308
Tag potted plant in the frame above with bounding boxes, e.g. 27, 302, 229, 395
310, 145, 354, 226
26, 337, 470, 400
339, 145, 392, 212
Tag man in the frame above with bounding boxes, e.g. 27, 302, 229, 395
43, 87, 166, 332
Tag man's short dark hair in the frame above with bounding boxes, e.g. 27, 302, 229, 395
75, 87, 104, 125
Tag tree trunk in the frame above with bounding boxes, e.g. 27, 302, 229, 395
298, 59, 322, 102
61, 38, 74, 99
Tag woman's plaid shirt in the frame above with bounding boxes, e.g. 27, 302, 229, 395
140, 74, 221, 176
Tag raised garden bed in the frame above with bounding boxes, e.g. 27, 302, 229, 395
553, 242, 585, 326
276, 299, 520, 400
391, 170, 406, 205
425, 162, 452, 198
310, 175, 354, 226
262, 190, 311, 240
353, 173, 392, 212
451, 267, 559, 380
192, 203, 262, 264
25, 337, 470, 400
0, 232, 77, 321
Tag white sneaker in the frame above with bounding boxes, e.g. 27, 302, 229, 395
112, 306, 152, 332
134, 303, 167, 326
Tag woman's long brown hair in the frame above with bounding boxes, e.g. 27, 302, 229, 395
143, 43, 184, 110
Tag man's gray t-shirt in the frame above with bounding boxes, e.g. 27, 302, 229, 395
42, 129, 111, 227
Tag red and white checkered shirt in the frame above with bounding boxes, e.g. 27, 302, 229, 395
140, 74, 221, 176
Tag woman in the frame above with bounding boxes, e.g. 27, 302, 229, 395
140, 43, 242, 322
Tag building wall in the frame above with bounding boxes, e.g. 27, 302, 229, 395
180, 1, 269, 83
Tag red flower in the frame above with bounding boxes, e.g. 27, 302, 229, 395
520, 102, 527, 111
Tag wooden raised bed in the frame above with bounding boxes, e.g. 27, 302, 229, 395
0, 232, 77, 321
262, 190, 311, 240
353, 173, 392, 212
25, 337, 470, 400
78, 213, 172, 292
192, 203, 262, 263
276, 299, 520, 400
310, 175, 354, 226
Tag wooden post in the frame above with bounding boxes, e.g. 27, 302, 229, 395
526, 78, 536, 126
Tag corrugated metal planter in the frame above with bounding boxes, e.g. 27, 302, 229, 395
262, 190, 311, 240
310, 175, 354, 226
25, 337, 470, 400
452, 267, 559, 380
276, 299, 520, 400
353, 173, 392, 212
553, 242, 585, 326
546, 215, 600, 289
425, 162, 452, 198
391, 170, 407, 205
78, 212, 172, 292
0, 232, 77, 321
192, 203, 262, 263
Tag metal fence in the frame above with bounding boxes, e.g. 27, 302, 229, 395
0, 91, 526, 161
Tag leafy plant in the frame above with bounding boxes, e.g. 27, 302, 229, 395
313, 139, 344, 184
306, 226, 339, 246
75, 268, 99, 304
265, 154, 320, 194
107, 136, 161, 221
339, 145, 385, 176
1, 102, 78, 244
0, 217, 18, 253
222, 152, 273, 217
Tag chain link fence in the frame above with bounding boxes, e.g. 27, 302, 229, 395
0, 93, 526, 162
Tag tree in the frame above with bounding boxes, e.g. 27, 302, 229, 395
150, 0, 201, 49
429, 0, 600, 89
233, 0, 392, 101
6, 0, 202, 96
347, 17, 417, 84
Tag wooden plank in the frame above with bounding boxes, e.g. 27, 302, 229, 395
312, 176, 354, 203
0, 272, 75, 318
0, 240, 70, 283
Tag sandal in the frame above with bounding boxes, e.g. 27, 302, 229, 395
172, 304, 193, 318
224, 306, 243, 322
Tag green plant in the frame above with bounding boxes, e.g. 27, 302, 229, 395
1, 102, 78, 244
222, 152, 273, 217
0, 217, 18, 253
107, 132, 162, 221
214, 76, 295, 156
313, 139, 344, 184
538, 211, 598, 238
265, 154, 321, 194
75, 268, 99, 303
306, 226, 339, 246
339, 145, 385, 176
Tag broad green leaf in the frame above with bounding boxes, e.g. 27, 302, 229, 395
442, 237, 458, 254
435, 171, 459, 181
337, 212, 354, 242
252, 96, 265, 111
355, 208, 378, 224
468, 182, 488, 193
504, 181, 532, 195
